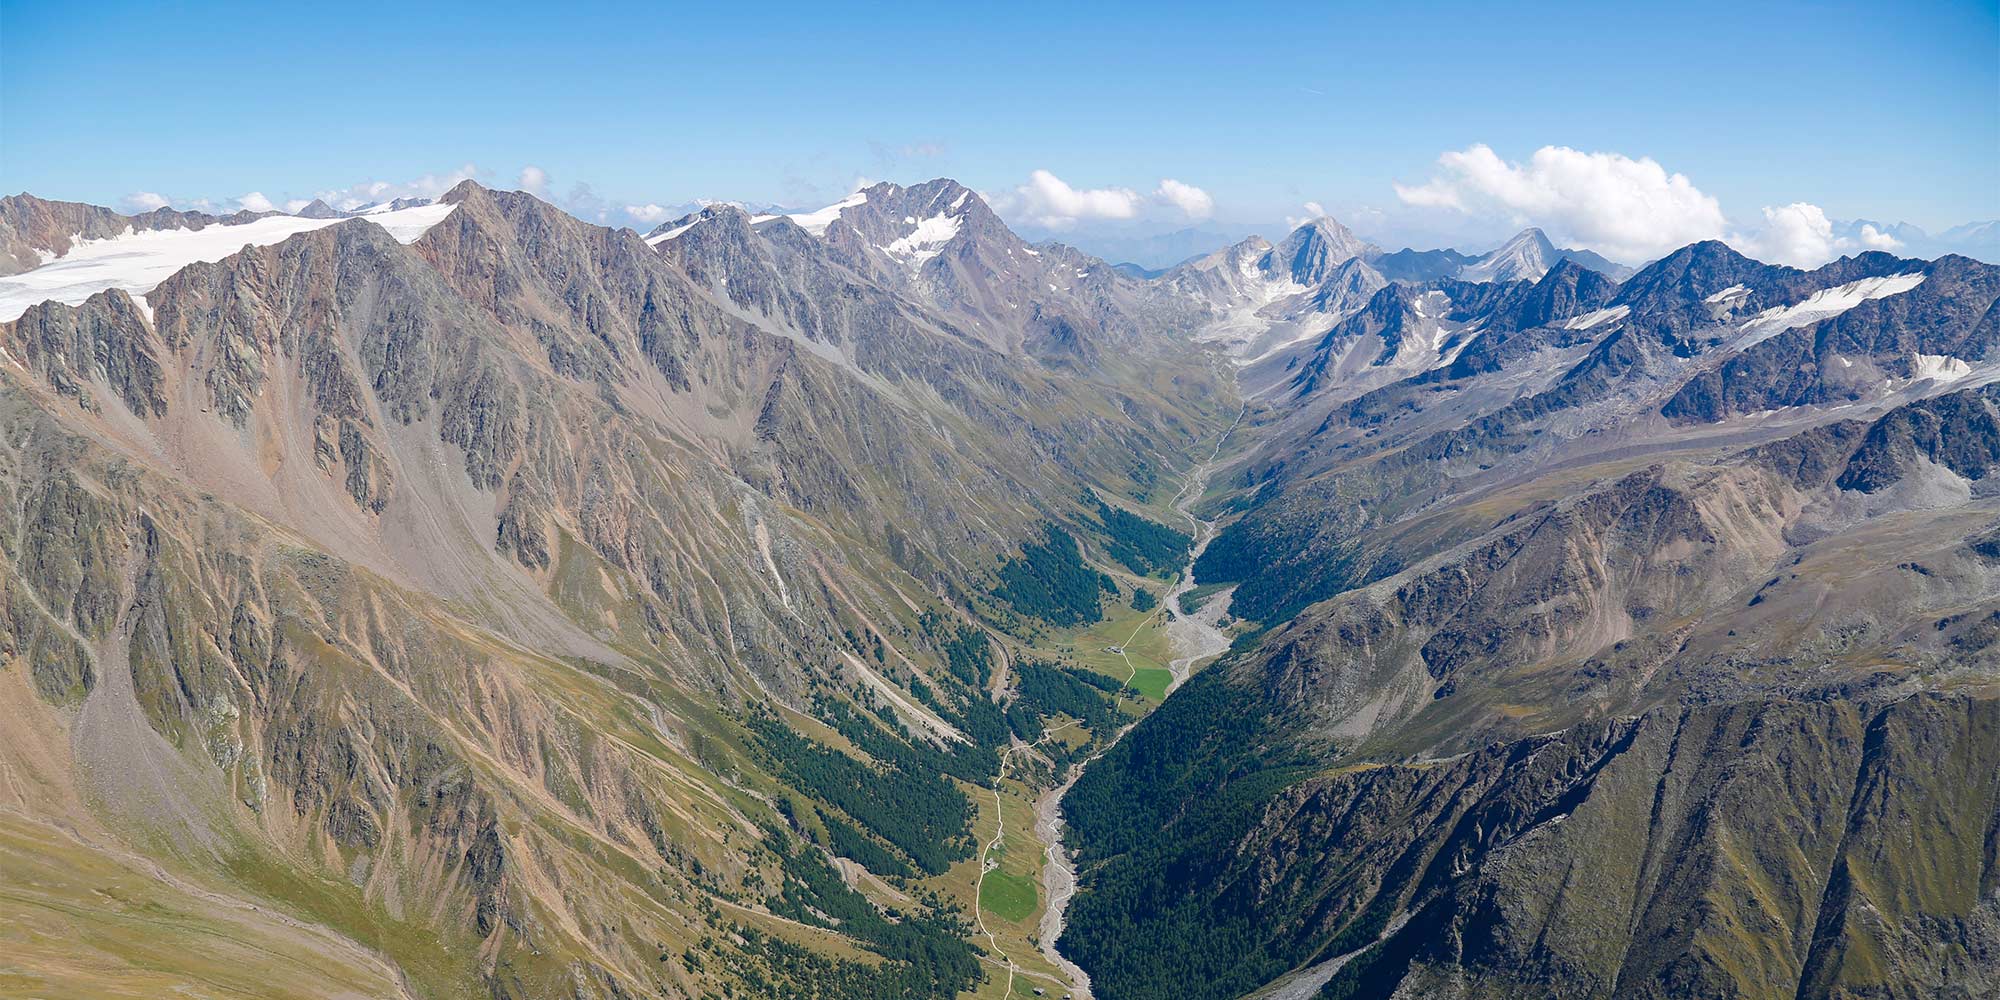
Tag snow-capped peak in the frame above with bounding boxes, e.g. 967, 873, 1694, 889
1266, 216, 1372, 285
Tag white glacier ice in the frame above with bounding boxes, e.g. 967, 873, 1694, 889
0, 203, 459, 322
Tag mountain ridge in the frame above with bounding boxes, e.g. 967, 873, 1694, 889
0, 171, 1994, 1000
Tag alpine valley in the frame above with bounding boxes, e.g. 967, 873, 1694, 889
0, 175, 1995, 1000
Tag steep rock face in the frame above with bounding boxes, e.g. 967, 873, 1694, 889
1269, 218, 1375, 286
0, 193, 135, 273
798, 178, 1208, 362
1834, 383, 2000, 491
418, 180, 747, 389
5, 290, 166, 417
1662, 254, 2000, 424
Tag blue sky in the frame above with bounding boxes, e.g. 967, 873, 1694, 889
2, 0, 1994, 260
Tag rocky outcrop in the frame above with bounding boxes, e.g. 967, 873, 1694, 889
4, 290, 165, 416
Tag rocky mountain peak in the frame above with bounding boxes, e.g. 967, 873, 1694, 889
1266, 216, 1373, 285
439, 178, 489, 205
294, 198, 341, 219
1457, 227, 1559, 283
644, 202, 755, 247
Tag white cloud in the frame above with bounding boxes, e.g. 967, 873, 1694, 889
1728, 203, 1835, 268
236, 191, 276, 213
1394, 143, 1918, 267
1007, 170, 1143, 228
1727, 203, 1904, 267
1394, 144, 1727, 262
1855, 223, 1902, 250
121, 192, 170, 212
625, 203, 672, 224
1154, 178, 1214, 219
284, 198, 312, 213
316, 163, 479, 211
1285, 201, 1330, 230
519, 166, 549, 196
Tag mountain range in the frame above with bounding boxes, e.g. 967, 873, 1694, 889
0, 176, 1993, 1000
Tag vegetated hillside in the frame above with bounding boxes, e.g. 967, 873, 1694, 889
0, 180, 1230, 999
1063, 256, 2000, 999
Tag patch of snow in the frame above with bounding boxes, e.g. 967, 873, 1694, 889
881, 213, 961, 266
785, 191, 868, 236
1564, 305, 1630, 330
1912, 353, 1971, 383
950, 190, 969, 210
1734, 272, 1926, 350
1703, 283, 1751, 320
646, 221, 698, 245
0, 203, 459, 322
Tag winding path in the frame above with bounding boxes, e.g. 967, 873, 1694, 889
974, 725, 1076, 999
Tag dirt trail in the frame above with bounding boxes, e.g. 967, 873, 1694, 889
975, 725, 1077, 1000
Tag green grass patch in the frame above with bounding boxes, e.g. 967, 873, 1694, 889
1128, 667, 1171, 702
980, 869, 1038, 923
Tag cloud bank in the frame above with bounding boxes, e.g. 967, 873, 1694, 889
1394, 144, 1726, 262
1394, 144, 1908, 268
624, 203, 673, 224
993, 170, 1216, 229
1154, 178, 1214, 219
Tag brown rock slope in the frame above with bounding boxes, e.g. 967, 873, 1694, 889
0, 181, 1229, 998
